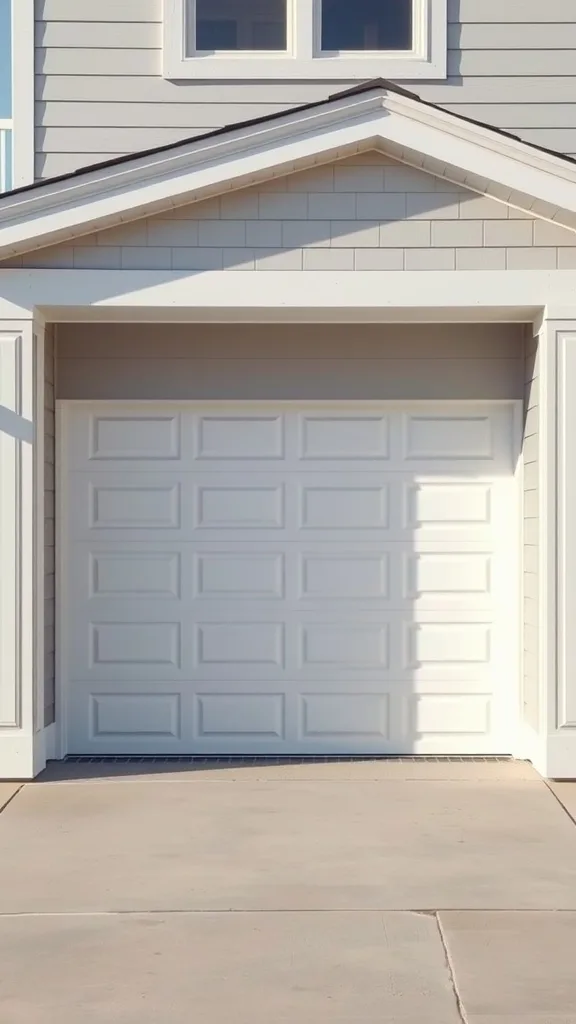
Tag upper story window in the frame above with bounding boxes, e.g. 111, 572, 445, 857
164, 0, 447, 80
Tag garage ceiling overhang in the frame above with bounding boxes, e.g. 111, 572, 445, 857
3, 80, 576, 260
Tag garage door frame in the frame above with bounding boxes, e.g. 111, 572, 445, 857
55, 398, 524, 759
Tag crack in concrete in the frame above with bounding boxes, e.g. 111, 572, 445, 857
544, 780, 576, 829
435, 912, 469, 1024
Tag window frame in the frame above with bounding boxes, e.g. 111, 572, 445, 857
163, 0, 447, 80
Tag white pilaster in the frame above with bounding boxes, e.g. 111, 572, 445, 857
0, 318, 45, 779
11, 0, 35, 188
532, 316, 576, 778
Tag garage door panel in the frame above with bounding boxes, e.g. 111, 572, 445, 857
77, 621, 187, 682
89, 620, 182, 669
298, 692, 391, 742
195, 692, 287, 742
404, 480, 492, 531
71, 542, 495, 610
68, 608, 497, 684
69, 474, 503, 543
89, 692, 183, 742
400, 693, 493, 750
297, 412, 390, 462
195, 550, 285, 600
64, 402, 518, 754
197, 480, 286, 532
66, 404, 512, 473
88, 550, 183, 600
401, 408, 512, 465
68, 684, 498, 755
66, 407, 187, 469
196, 413, 285, 461
69, 473, 187, 537
68, 683, 190, 752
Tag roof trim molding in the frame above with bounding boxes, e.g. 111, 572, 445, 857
2, 83, 576, 258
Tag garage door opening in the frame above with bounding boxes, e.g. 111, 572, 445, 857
51, 323, 524, 757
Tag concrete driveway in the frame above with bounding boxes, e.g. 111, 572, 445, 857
0, 759, 575, 1022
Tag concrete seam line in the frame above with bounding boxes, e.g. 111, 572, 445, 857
0, 785, 24, 816
435, 912, 470, 1024
1, 908, 576, 918
543, 779, 576, 829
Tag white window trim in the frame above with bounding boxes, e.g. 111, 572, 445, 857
163, 0, 447, 80
11, 0, 34, 187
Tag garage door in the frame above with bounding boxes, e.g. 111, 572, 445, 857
62, 402, 519, 755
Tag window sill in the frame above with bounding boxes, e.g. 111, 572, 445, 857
163, 52, 447, 81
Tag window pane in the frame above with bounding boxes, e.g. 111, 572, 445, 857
195, 0, 287, 51
321, 0, 413, 51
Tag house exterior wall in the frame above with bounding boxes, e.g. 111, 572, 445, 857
55, 323, 525, 402
523, 330, 540, 734
35, 0, 576, 180
12, 156, 576, 273
44, 322, 55, 727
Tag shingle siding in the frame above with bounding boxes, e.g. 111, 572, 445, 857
34, 0, 576, 179
12, 154, 576, 272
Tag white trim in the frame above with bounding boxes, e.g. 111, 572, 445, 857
60, 398, 522, 409
54, 401, 69, 763
512, 399, 525, 760
542, 734, 576, 778
0, 331, 25, 732
43, 721, 57, 762
0, 318, 45, 780
528, 314, 576, 780
2, 86, 576, 257
11, 0, 34, 188
0, 269, 573, 320
0, 118, 13, 193
554, 326, 576, 734
33, 321, 45, 736
539, 319, 559, 758
163, 0, 447, 80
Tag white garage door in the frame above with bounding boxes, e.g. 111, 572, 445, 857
62, 402, 519, 755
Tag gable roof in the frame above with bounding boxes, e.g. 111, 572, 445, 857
2, 79, 576, 260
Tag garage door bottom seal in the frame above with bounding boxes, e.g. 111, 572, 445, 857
61, 755, 515, 765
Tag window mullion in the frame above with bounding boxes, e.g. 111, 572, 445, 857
187, 0, 196, 57
413, 0, 427, 58
294, 0, 314, 59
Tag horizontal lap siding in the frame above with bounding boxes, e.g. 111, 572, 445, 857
35, 0, 576, 177
55, 323, 525, 402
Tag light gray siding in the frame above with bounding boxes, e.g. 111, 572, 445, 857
35, 0, 576, 179
523, 330, 540, 734
12, 156, 576, 272
55, 323, 524, 402
44, 324, 55, 728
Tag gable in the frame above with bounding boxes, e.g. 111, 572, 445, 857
5, 152, 576, 273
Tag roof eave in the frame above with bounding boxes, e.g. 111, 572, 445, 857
2, 82, 576, 259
